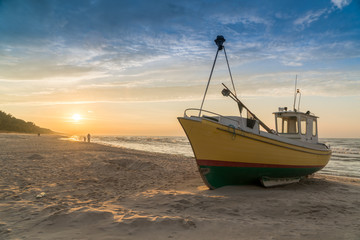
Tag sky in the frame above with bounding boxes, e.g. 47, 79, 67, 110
0, 0, 359, 137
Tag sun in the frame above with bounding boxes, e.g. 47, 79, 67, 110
72, 114, 82, 122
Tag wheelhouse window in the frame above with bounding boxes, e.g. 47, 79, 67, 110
276, 117, 282, 133
312, 119, 317, 136
277, 116, 298, 134
301, 117, 307, 135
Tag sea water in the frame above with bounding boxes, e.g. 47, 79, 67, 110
91, 136, 192, 157
321, 138, 360, 178
84, 136, 360, 179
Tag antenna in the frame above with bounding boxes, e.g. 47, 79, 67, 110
293, 75, 301, 112
293, 75, 297, 111
297, 89, 301, 112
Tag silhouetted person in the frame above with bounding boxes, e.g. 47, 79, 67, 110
83, 136, 86, 142
87, 133, 91, 143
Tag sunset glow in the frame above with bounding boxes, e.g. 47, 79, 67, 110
72, 114, 82, 122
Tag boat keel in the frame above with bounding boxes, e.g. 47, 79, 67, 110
260, 176, 302, 187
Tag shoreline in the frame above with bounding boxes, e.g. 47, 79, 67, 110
0, 133, 359, 239
66, 134, 360, 180
313, 173, 360, 185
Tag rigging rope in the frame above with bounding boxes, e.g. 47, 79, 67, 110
223, 46, 237, 97
199, 49, 220, 117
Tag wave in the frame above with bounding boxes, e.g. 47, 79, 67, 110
330, 148, 360, 155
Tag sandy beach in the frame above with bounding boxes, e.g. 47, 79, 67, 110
0, 133, 359, 240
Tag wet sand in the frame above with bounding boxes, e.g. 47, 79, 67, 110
0, 133, 359, 240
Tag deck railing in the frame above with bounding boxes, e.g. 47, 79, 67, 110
184, 108, 243, 127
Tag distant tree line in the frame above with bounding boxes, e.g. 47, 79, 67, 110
0, 111, 53, 134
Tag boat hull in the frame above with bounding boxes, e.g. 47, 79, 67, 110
178, 117, 331, 189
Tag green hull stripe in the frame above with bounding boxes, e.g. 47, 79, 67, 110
199, 165, 323, 189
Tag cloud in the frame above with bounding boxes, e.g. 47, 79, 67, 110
293, 8, 329, 29
0, 0, 359, 101
2, 68, 359, 109
0, 62, 98, 81
294, 0, 353, 30
216, 14, 271, 27
243, 70, 360, 96
331, 0, 352, 9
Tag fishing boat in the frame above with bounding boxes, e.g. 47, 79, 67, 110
178, 36, 331, 188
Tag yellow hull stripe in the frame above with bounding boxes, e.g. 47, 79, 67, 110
178, 118, 331, 167
217, 127, 330, 156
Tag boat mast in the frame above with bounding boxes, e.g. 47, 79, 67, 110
199, 38, 222, 117
199, 35, 237, 117
198, 36, 273, 133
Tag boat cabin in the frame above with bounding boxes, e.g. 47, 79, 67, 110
273, 108, 319, 143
